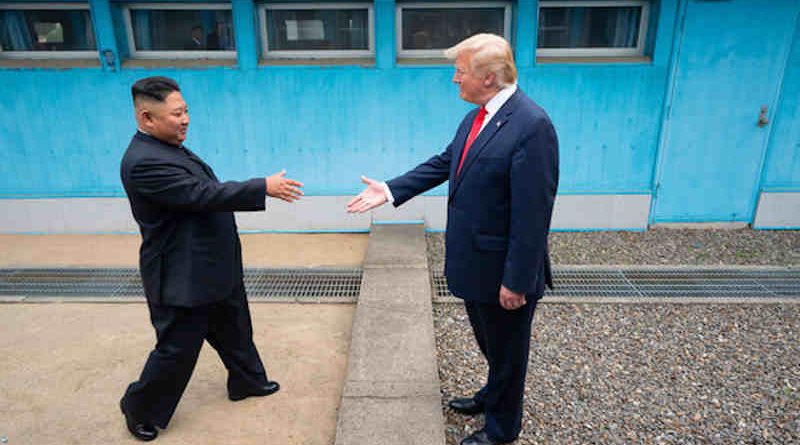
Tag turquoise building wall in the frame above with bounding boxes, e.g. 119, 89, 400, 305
1, 0, 798, 230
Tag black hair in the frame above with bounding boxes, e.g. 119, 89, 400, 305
131, 76, 180, 104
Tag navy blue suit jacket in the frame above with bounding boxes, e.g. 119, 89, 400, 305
387, 89, 559, 303
120, 132, 266, 307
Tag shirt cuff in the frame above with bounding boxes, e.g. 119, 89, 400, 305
381, 182, 395, 204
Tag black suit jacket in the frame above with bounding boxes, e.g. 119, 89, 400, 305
387, 89, 559, 302
120, 132, 266, 307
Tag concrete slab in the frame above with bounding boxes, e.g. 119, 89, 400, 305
345, 301, 439, 384
362, 224, 428, 269
0, 303, 354, 445
335, 224, 445, 445
357, 267, 433, 312
335, 396, 446, 445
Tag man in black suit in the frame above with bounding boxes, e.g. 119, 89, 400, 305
119, 76, 303, 441
347, 34, 558, 445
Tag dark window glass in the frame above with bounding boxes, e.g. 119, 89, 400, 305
130, 9, 235, 51
266, 9, 369, 51
538, 6, 641, 48
402, 8, 505, 50
0, 9, 96, 51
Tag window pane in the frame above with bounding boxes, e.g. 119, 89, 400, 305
266, 9, 369, 51
538, 6, 641, 48
402, 8, 505, 50
130, 9, 235, 51
0, 9, 96, 51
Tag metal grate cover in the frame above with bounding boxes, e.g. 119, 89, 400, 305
433, 267, 800, 302
0, 268, 362, 302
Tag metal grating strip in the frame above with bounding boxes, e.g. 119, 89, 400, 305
433, 267, 800, 301
0, 268, 362, 302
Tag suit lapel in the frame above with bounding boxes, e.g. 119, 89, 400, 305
449, 90, 521, 200
450, 110, 475, 179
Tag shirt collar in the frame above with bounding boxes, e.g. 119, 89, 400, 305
484, 84, 517, 116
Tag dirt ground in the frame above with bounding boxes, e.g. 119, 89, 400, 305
0, 233, 368, 445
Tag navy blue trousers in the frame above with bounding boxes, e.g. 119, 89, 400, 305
464, 297, 538, 442
122, 282, 268, 428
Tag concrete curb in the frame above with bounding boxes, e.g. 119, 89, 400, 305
334, 224, 446, 445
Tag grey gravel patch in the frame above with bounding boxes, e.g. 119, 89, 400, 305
435, 303, 800, 445
426, 229, 800, 271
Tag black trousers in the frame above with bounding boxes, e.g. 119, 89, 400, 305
122, 281, 268, 428
464, 297, 538, 442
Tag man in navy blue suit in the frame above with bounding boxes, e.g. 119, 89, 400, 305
347, 34, 559, 445
120, 77, 304, 441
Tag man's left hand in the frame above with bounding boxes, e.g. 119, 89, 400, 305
499, 285, 526, 310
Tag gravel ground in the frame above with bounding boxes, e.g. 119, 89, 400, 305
436, 304, 800, 445
427, 229, 800, 270
430, 229, 800, 444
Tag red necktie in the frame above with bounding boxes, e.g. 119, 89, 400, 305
456, 106, 488, 175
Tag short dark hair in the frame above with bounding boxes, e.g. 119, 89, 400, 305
131, 76, 180, 104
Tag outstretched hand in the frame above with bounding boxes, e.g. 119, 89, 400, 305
346, 175, 388, 213
266, 170, 304, 203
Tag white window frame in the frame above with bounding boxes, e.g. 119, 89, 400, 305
537, 0, 650, 58
0, 3, 97, 59
123, 3, 236, 60
259, 3, 374, 60
396, 2, 512, 59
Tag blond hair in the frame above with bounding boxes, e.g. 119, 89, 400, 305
444, 33, 517, 88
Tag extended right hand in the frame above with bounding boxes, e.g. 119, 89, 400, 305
346, 176, 388, 213
266, 170, 304, 202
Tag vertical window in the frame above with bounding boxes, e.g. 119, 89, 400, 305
259, 3, 373, 59
123, 3, 235, 59
397, 2, 511, 59
0, 3, 96, 58
538, 1, 649, 58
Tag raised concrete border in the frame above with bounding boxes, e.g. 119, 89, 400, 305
753, 191, 800, 229
0, 194, 651, 233
334, 224, 445, 445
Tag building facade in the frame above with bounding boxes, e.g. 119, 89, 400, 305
1, 0, 798, 233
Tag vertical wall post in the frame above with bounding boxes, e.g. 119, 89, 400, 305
232, 0, 258, 70
89, 0, 120, 72
515, 0, 537, 68
374, 0, 396, 69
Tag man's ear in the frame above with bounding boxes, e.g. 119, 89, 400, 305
138, 107, 154, 126
483, 72, 496, 88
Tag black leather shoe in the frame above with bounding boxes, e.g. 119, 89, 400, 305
460, 429, 510, 445
120, 399, 158, 441
448, 397, 484, 415
228, 380, 280, 401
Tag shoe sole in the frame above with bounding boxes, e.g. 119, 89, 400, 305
228, 386, 280, 402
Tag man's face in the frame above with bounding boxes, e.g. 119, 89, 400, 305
141, 91, 189, 146
453, 52, 491, 105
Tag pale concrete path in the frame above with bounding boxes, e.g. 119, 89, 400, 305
0, 233, 369, 445
335, 224, 446, 445
0, 233, 369, 267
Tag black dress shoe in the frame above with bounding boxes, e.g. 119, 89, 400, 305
120, 399, 158, 441
448, 397, 484, 415
460, 429, 510, 445
228, 380, 281, 401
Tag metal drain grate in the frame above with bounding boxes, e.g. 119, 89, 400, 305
0, 268, 362, 302
433, 267, 800, 302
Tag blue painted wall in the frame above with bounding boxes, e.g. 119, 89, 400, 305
763, 14, 800, 193
0, 0, 680, 200
3, 0, 798, 227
